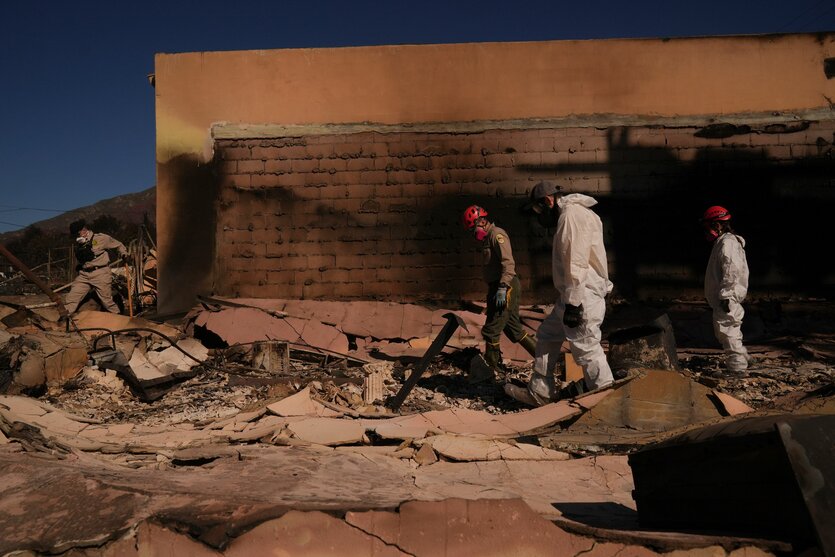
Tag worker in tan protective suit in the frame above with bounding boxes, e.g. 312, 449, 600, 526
461, 205, 536, 381
701, 206, 750, 375
63, 219, 128, 315
505, 182, 615, 406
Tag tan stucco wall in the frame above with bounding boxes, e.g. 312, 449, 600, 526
155, 34, 835, 311
156, 34, 835, 162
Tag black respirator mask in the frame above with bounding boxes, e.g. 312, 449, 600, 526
533, 202, 559, 228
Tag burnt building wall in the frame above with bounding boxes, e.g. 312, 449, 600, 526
155, 34, 835, 312
211, 120, 835, 303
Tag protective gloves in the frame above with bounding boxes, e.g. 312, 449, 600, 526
563, 303, 584, 328
720, 299, 731, 313
494, 284, 509, 313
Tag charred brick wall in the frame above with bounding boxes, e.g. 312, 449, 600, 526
212, 121, 835, 303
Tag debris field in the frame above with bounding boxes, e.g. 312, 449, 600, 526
0, 295, 833, 556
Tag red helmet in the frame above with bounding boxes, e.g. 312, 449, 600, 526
702, 205, 732, 222
462, 205, 488, 229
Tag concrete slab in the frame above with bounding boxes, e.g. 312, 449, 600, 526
366, 414, 438, 440
421, 408, 519, 436
496, 400, 582, 434
195, 307, 300, 345
107, 423, 135, 437
711, 391, 754, 416
334, 446, 414, 459
266, 387, 341, 417
366, 401, 584, 441
30, 411, 89, 435
136, 521, 221, 556
347, 499, 595, 556
73, 311, 180, 339
423, 435, 570, 462
225, 510, 407, 557
287, 418, 366, 446
413, 456, 635, 519
0, 395, 49, 416
293, 316, 349, 354
0, 443, 641, 554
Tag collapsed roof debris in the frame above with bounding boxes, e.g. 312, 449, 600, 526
0, 291, 832, 555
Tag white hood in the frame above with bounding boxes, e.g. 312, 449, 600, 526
552, 193, 612, 306
557, 193, 598, 210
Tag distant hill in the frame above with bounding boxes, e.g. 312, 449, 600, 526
0, 187, 155, 244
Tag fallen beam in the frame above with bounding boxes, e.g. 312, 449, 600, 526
0, 244, 68, 320
386, 312, 467, 411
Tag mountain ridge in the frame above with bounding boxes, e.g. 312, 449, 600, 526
0, 187, 155, 244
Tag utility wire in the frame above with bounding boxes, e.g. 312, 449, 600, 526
777, 0, 834, 32
0, 205, 66, 212
801, 3, 835, 29
790, 4, 835, 32
0, 205, 148, 215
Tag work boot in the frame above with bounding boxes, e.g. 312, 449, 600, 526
557, 379, 588, 400
725, 367, 749, 379
484, 343, 503, 373
612, 368, 629, 381
504, 383, 551, 407
518, 334, 537, 358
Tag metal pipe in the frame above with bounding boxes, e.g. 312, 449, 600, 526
0, 243, 69, 319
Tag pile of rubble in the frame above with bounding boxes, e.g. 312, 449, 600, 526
0, 294, 833, 556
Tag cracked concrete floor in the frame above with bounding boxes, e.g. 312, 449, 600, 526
0, 444, 635, 554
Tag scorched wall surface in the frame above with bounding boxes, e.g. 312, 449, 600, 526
212, 122, 835, 303
155, 34, 835, 312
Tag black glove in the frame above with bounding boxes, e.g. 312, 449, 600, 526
74, 242, 95, 265
563, 303, 584, 328
720, 299, 731, 313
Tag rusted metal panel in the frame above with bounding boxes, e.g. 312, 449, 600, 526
574, 370, 722, 432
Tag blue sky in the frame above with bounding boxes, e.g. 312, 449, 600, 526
1, 0, 833, 233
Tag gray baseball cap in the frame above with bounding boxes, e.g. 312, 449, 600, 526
531, 181, 562, 200
523, 181, 563, 211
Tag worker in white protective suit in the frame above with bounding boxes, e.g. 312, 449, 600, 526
505, 182, 616, 406
701, 206, 750, 374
